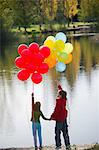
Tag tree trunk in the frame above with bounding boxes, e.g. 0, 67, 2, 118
18, 26, 21, 31
24, 27, 27, 32
39, 24, 42, 31
50, 23, 53, 31
67, 18, 70, 27
71, 17, 74, 26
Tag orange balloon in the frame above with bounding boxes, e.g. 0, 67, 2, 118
44, 54, 57, 68
51, 51, 58, 58
64, 54, 73, 64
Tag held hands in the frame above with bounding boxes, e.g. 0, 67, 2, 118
30, 117, 33, 121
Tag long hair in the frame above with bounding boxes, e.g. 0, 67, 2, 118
34, 101, 41, 112
59, 90, 67, 99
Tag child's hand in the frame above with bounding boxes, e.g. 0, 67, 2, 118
57, 81, 60, 86
31, 93, 34, 97
55, 80, 60, 86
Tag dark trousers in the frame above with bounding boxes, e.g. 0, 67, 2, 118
55, 119, 70, 147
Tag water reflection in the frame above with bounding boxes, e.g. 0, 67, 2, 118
0, 36, 99, 147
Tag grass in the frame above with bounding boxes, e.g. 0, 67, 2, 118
12, 22, 95, 33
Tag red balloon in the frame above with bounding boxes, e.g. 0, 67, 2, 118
21, 49, 33, 63
32, 53, 44, 65
37, 63, 49, 74
29, 43, 39, 53
31, 73, 42, 84
17, 69, 30, 81
15, 56, 26, 68
26, 64, 37, 73
18, 44, 28, 55
39, 46, 50, 58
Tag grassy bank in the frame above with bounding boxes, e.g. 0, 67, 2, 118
12, 22, 94, 34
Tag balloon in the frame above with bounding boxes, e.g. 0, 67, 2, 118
21, 49, 33, 63
29, 43, 39, 53
39, 46, 50, 58
56, 62, 66, 72
57, 52, 68, 63
54, 40, 65, 52
46, 36, 55, 42
32, 53, 44, 65
63, 43, 73, 54
31, 73, 42, 84
25, 64, 37, 73
37, 63, 49, 74
51, 51, 58, 58
44, 54, 57, 68
15, 56, 26, 68
18, 44, 28, 55
17, 69, 30, 81
55, 32, 67, 43
44, 39, 55, 50
15, 42, 52, 84
64, 54, 73, 64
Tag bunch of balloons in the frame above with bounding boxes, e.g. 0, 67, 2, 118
15, 43, 50, 84
44, 32, 73, 72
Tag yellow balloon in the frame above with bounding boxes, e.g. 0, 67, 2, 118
46, 36, 55, 42
54, 40, 65, 52
64, 54, 73, 64
44, 39, 55, 50
44, 54, 57, 68
63, 43, 73, 54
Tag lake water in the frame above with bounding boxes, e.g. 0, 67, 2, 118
0, 35, 99, 148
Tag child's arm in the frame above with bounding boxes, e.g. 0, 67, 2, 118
56, 80, 62, 91
50, 100, 60, 120
40, 111, 51, 120
58, 84, 62, 91
31, 93, 34, 121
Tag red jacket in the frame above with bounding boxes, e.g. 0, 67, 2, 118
51, 98, 68, 122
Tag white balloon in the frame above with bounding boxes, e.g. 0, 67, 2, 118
55, 32, 67, 43
46, 36, 55, 42
56, 62, 66, 72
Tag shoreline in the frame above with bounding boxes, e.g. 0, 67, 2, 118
0, 144, 98, 150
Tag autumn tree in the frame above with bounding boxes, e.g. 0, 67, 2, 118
40, 0, 58, 30
63, 0, 78, 27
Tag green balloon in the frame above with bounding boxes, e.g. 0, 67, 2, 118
57, 52, 68, 63
54, 40, 65, 52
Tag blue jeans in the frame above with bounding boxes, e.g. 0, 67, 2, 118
32, 122, 42, 147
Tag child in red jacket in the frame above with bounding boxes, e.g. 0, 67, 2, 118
51, 85, 71, 150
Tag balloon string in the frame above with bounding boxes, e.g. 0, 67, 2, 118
33, 83, 34, 93
32, 83, 34, 104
